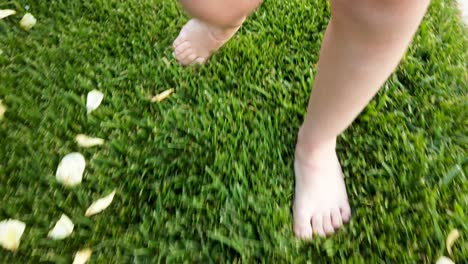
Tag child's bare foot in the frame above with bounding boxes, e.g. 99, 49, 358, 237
293, 136, 351, 239
172, 18, 243, 66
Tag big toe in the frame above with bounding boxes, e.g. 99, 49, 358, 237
340, 203, 352, 223
293, 212, 313, 239
179, 53, 198, 66
174, 48, 194, 65
172, 32, 187, 48
174, 41, 191, 55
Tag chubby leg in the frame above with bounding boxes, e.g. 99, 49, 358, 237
173, 0, 262, 65
293, 0, 430, 239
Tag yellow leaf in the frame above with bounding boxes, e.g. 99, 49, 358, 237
150, 88, 174, 102
0, 9, 16, 19
75, 134, 105, 148
446, 229, 460, 256
85, 190, 116, 217
0, 100, 6, 120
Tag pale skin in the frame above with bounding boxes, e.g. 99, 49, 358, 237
173, 0, 431, 239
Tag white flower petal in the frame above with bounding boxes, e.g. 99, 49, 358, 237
75, 134, 105, 148
48, 214, 74, 240
19, 13, 36, 30
73, 248, 92, 264
0, 9, 16, 19
56, 152, 86, 187
0, 219, 26, 252
86, 90, 104, 114
446, 229, 460, 256
85, 190, 116, 217
150, 88, 174, 102
436, 256, 455, 264
0, 100, 6, 120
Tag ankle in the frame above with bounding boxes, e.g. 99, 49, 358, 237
296, 126, 337, 163
224, 16, 245, 28
196, 16, 245, 30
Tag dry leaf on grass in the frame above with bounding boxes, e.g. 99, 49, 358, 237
446, 229, 460, 256
0, 219, 26, 252
85, 190, 116, 217
0, 100, 6, 120
86, 90, 104, 114
48, 214, 74, 240
56, 152, 86, 187
436, 256, 455, 264
0, 9, 16, 19
19, 13, 36, 30
75, 134, 105, 148
73, 248, 92, 264
150, 88, 174, 102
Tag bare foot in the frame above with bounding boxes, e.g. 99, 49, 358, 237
172, 18, 243, 66
293, 137, 351, 239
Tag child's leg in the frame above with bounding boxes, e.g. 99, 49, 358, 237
173, 0, 262, 65
293, 0, 430, 239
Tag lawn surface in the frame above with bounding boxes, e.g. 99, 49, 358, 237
1, 0, 467, 262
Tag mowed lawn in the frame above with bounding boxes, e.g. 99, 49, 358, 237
0, 0, 467, 262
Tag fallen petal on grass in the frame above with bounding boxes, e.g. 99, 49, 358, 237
19, 13, 36, 30
0, 100, 5, 120
75, 134, 105, 148
73, 248, 92, 264
446, 229, 460, 256
85, 190, 116, 217
56, 152, 86, 187
150, 88, 174, 102
436, 256, 455, 264
0, 9, 16, 19
86, 90, 104, 114
48, 214, 74, 240
0, 219, 26, 252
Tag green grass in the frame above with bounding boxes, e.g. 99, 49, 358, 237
0, 0, 467, 262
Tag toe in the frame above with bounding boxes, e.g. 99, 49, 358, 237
175, 48, 193, 64
330, 208, 343, 229
312, 214, 326, 237
294, 225, 313, 240
194, 57, 206, 65
181, 54, 197, 66
174, 41, 191, 54
340, 204, 352, 223
172, 33, 187, 48
293, 212, 313, 239
322, 214, 335, 235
